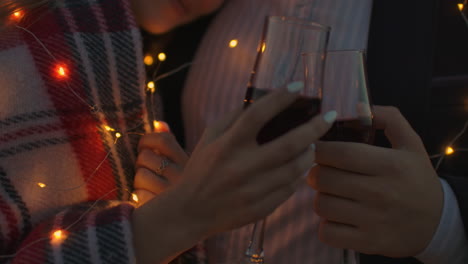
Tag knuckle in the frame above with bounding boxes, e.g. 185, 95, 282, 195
385, 106, 403, 119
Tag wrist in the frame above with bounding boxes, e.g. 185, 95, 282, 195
132, 190, 208, 264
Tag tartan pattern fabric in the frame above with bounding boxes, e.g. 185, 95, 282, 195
0, 0, 203, 263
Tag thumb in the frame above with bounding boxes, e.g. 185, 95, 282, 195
373, 106, 425, 153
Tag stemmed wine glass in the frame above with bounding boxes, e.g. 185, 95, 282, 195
242, 16, 330, 264
320, 50, 374, 264
321, 50, 374, 145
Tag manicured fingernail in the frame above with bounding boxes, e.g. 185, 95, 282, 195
302, 163, 318, 178
154, 121, 171, 133
323, 110, 337, 124
310, 143, 316, 151
287, 81, 304, 93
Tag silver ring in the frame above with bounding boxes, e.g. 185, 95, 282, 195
155, 157, 170, 175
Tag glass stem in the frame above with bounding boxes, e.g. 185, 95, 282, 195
245, 218, 266, 263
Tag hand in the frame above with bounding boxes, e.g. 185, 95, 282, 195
134, 122, 188, 205
308, 106, 443, 257
132, 89, 335, 264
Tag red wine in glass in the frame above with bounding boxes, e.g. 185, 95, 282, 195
244, 87, 322, 145
245, 87, 374, 145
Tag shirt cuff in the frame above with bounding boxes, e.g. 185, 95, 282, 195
416, 178, 468, 264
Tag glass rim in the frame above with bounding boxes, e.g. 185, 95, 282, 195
267, 16, 331, 32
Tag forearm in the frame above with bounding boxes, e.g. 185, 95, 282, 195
132, 191, 207, 264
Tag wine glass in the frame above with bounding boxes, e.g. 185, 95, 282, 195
321, 50, 374, 145
242, 16, 330, 264
320, 50, 373, 264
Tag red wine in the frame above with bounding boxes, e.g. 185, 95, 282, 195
244, 87, 374, 145
321, 119, 374, 144
244, 87, 321, 144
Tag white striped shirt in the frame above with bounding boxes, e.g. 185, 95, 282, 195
182, 0, 373, 263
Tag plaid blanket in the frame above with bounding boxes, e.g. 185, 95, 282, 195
0, 0, 203, 263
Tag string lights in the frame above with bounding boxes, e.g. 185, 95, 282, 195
4, 2, 466, 259
429, 2, 468, 169
229, 39, 239, 48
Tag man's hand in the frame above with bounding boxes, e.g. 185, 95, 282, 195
308, 106, 444, 257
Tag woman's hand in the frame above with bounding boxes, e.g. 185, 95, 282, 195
132, 88, 337, 264
134, 122, 188, 205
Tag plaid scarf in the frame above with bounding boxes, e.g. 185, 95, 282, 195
0, 0, 204, 263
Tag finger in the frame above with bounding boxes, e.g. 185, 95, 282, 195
138, 133, 188, 165
153, 121, 171, 133
228, 89, 300, 141
319, 219, 363, 251
133, 189, 157, 206
248, 145, 316, 192
314, 192, 364, 227
136, 149, 183, 185
136, 150, 183, 183
251, 111, 335, 170
315, 141, 396, 175
244, 178, 301, 224
308, 165, 374, 200
201, 108, 243, 144
372, 106, 425, 153
134, 167, 169, 195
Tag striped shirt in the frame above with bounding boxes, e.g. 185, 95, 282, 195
182, 0, 373, 263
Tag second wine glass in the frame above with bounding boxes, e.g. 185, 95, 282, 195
242, 16, 330, 264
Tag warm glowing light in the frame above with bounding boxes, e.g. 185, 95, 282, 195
158, 53, 167, 61
55, 64, 68, 79
261, 43, 267, 53
147, 81, 155, 92
132, 193, 139, 203
459, 3, 464, 11
445, 146, 455, 155
52, 230, 63, 240
51, 229, 68, 245
229, 39, 238, 48
153, 120, 161, 130
11, 10, 24, 21
115, 132, 122, 138
104, 125, 115, 132
144, 55, 154, 66
37, 182, 46, 188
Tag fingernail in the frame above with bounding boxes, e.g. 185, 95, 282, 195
287, 81, 304, 93
310, 143, 316, 151
302, 163, 318, 178
323, 110, 337, 124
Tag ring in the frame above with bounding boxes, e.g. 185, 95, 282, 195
155, 157, 170, 175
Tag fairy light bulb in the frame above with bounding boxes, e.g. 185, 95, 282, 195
445, 146, 455, 155
54, 64, 69, 79
158, 53, 167, 62
51, 229, 68, 246
459, 3, 464, 11
144, 55, 154, 66
11, 10, 24, 21
104, 125, 115, 132
37, 182, 46, 188
132, 193, 139, 203
115, 132, 122, 139
53, 230, 63, 239
147, 81, 156, 93
153, 120, 161, 130
229, 39, 238, 48
261, 43, 267, 53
